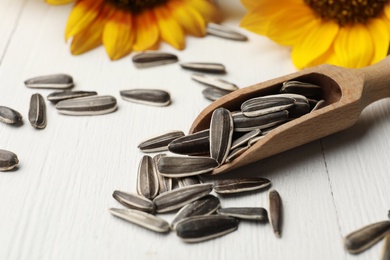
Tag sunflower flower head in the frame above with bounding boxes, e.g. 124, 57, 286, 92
240, 0, 390, 69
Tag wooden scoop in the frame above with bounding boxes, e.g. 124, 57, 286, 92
190, 56, 390, 174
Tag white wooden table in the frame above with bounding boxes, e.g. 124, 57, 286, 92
1, 1, 389, 259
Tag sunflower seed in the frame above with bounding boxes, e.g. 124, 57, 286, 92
281, 80, 322, 98
381, 231, 390, 260
171, 195, 221, 230
231, 129, 261, 150
225, 145, 249, 163
132, 52, 178, 68
202, 87, 232, 101
138, 130, 184, 153
261, 124, 282, 136
181, 62, 226, 74
168, 129, 210, 156
269, 189, 282, 238
176, 215, 239, 243
233, 110, 289, 132
213, 177, 271, 194
177, 176, 201, 188
29, 93, 46, 129
288, 100, 311, 118
153, 183, 213, 213
24, 74, 74, 89
153, 154, 172, 195
55, 95, 117, 116
206, 23, 248, 41
272, 93, 308, 103
191, 74, 238, 91
344, 221, 390, 254
120, 89, 171, 107
311, 99, 326, 112
47, 90, 97, 103
137, 155, 159, 199
248, 136, 265, 146
157, 156, 218, 178
0, 149, 19, 171
0, 106, 23, 125
109, 208, 170, 233
217, 207, 268, 222
241, 96, 295, 117
112, 190, 154, 213
210, 108, 233, 165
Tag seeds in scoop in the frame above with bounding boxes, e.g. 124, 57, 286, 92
153, 183, 213, 213
29, 93, 46, 129
109, 208, 170, 233
168, 129, 210, 156
225, 145, 249, 163
47, 90, 97, 103
206, 23, 248, 41
132, 52, 178, 68
288, 100, 311, 118
344, 220, 390, 254
112, 190, 154, 213
0, 106, 23, 125
56, 95, 117, 116
231, 129, 261, 150
202, 87, 232, 101
233, 110, 289, 132
120, 89, 171, 107
213, 177, 271, 194
157, 156, 218, 178
138, 130, 184, 153
24, 74, 74, 89
210, 108, 233, 165
175, 215, 239, 243
171, 195, 221, 230
381, 232, 390, 260
137, 155, 159, 200
153, 154, 172, 195
311, 99, 326, 112
191, 74, 238, 91
178, 176, 201, 188
181, 62, 226, 74
281, 80, 322, 98
0, 149, 19, 171
217, 207, 268, 222
269, 189, 282, 237
241, 96, 295, 117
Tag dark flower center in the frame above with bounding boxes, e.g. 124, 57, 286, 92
304, 0, 388, 26
105, 0, 168, 13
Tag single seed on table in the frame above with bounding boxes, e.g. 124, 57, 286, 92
177, 176, 201, 188
202, 87, 232, 101
0, 106, 23, 125
280, 80, 322, 98
175, 215, 239, 243
269, 189, 283, 238
47, 90, 97, 103
24, 74, 74, 89
132, 52, 178, 68
311, 99, 326, 112
153, 183, 213, 213
171, 195, 221, 230
55, 95, 117, 116
0, 149, 19, 171
29, 93, 47, 129
120, 89, 171, 107
157, 156, 218, 178
233, 110, 289, 132
137, 155, 159, 200
344, 220, 390, 254
213, 177, 271, 194
112, 190, 154, 213
225, 145, 249, 163
153, 154, 172, 195
168, 129, 210, 156
109, 208, 170, 233
381, 231, 390, 260
217, 207, 268, 222
231, 129, 261, 150
180, 62, 226, 74
210, 107, 233, 165
241, 96, 295, 117
138, 130, 184, 153
206, 22, 248, 41
191, 74, 238, 91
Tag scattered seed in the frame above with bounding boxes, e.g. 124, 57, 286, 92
231, 129, 261, 150
241, 96, 295, 117
217, 207, 268, 222
24, 74, 74, 89
206, 23, 248, 41
112, 190, 154, 213
269, 189, 282, 238
381, 231, 390, 260
233, 110, 289, 132
210, 108, 233, 165
213, 177, 271, 194
120, 89, 171, 107
191, 74, 238, 91
28, 93, 46, 129
153, 154, 172, 195
0, 149, 19, 171
181, 62, 226, 74
132, 52, 178, 68
138, 130, 184, 153
281, 80, 322, 98
47, 90, 97, 103
137, 155, 159, 200
177, 176, 201, 188
157, 156, 218, 178
168, 129, 210, 156
55, 95, 117, 116
0, 106, 23, 125
202, 87, 232, 101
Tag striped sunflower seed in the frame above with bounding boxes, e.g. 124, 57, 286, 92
153, 183, 213, 213
157, 156, 218, 178
0, 106, 23, 125
132, 52, 178, 68
153, 154, 172, 195
112, 190, 154, 213
120, 89, 171, 107
29, 93, 47, 129
231, 129, 261, 150
213, 177, 271, 194
225, 145, 249, 163
171, 195, 220, 230
109, 208, 170, 233
269, 189, 282, 238
191, 74, 238, 91
137, 155, 159, 200
344, 221, 390, 254
241, 96, 295, 117
177, 176, 201, 188
233, 110, 289, 132
24, 74, 74, 89
206, 23, 248, 41
0, 149, 19, 171
175, 215, 239, 243
248, 136, 265, 146
381, 231, 390, 260
47, 90, 97, 103
210, 108, 233, 165
138, 130, 184, 153
202, 87, 232, 101
288, 100, 311, 118
168, 129, 210, 156
281, 80, 322, 98
55, 95, 117, 116
181, 62, 226, 74
311, 99, 326, 112
217, 207, 268, 222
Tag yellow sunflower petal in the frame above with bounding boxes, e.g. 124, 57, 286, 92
367, 18, 390, 64
305, 43, 341, 67
240, 5, 274, 35
154, 5, 185, 50
70, 18, 104, 55
240, 0, 259, 10
168, 1, 206, 37
133, 11, 159, 51
186, 0, 221, 22
46, 0, 74, 5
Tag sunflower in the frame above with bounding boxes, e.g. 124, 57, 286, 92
47, 0, 220, 60
240, 0, 390, 69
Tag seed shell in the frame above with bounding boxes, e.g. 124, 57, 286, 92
217, 207, 268, 222
213, 177, 271, 194
233, 110, 289, 132
28, 93, 47, 129
206, 23, 248, 41
168, 129, 210, 156
120, 89, 171, 107
153, 154, 172, 195
0, 106, 23, 125
138, 130, 184, 153
210, 108, 233, 165
137, 155, 159, 199
181, 63, 226, 74
177, 176, 201, 188
112, 190, 154, 213
55, 95, 117, 116
269, 189, 282, 237
381, 231, 390, 260
132, 52, 178, 68
47, 90, 97, 103
202, 87, 232, 101
157, 156, 218, 178
191, 74, 238, 91
24, 74, 74, 89
0, 149, 19, 171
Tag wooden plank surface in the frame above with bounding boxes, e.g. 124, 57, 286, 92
0, 1, 389, 259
